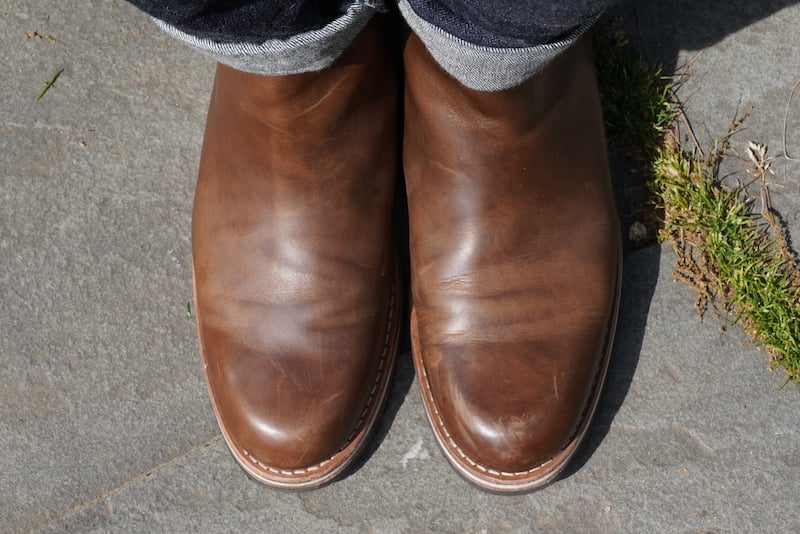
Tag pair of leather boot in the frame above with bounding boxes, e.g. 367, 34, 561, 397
191, 18, 620, 493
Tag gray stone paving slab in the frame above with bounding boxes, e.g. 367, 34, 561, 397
2, 0, 800, 533
2, 1, 216, 531
31, 246, 800, 533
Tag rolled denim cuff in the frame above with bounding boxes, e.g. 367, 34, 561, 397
153, 1, 384, 76
398, 0, 597, 92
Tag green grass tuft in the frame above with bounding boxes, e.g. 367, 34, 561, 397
594, 31, 676, 154
595, 26, 800, 383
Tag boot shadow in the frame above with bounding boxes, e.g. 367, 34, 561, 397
563, 0, 800, 478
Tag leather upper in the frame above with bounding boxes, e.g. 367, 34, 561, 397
192, 21, 399, 477
403, 32, 620, 477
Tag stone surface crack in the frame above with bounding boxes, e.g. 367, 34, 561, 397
2, 121, 74, 132
30, 434, 223, 533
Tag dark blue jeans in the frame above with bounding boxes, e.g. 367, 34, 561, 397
129, 0, 613, 46
128, 0, 616, 90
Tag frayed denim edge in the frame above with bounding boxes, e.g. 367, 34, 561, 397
398, 0, 598, 92
153, 2, 383, 76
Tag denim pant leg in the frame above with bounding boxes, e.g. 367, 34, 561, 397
126, 0, 615, 85
398, 0, 619, 90
125, 1, 387, 75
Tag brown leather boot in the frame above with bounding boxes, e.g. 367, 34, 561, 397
191, 19, 401, 489
403, 32, 621, 492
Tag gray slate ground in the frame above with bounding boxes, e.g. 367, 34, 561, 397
2, 1, 800, 532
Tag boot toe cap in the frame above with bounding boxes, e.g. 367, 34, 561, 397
421, 340, 606, 482
204, 342, 378, 476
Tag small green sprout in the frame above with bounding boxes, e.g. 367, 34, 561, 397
36, 68, 63, 101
